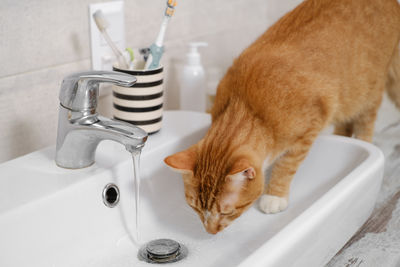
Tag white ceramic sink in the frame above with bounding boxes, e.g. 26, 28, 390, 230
0, 111, 384, 267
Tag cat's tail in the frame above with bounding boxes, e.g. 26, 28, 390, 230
386, 46, 400, 110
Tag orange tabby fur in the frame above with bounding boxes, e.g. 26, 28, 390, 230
165, 0, 400, 234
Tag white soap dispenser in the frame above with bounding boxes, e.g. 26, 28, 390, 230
180, 42, 208, 112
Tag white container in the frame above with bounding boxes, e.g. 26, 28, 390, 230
180, 42, 207, 112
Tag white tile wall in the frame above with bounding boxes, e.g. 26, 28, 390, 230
0, 0, 399, 163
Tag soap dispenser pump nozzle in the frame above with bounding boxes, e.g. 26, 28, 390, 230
187, 42, 208, 66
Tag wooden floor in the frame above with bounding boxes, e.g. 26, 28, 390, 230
327, 122, 400, 267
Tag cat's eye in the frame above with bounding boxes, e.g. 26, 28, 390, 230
189, 204, 201, 213
221, 210, 235, 216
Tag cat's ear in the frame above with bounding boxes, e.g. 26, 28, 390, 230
164, 146, 197, 174
227, 158, 256, 180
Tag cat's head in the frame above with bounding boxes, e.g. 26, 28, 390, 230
164, 145, 264, 234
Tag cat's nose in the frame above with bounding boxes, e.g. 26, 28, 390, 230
203, 220, 219, 234
204, 221, 226, 234
205, 223, 228, 234
205, 226, 219, 235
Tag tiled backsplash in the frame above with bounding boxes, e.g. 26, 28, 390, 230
0, 0, 398, 163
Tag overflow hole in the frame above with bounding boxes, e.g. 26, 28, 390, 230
103, 183, 120, 208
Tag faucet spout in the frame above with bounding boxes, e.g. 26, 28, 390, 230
91, 116, 148, 152
55, 106, 148, 169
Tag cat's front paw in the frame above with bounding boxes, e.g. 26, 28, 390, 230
259, 194, 288, 214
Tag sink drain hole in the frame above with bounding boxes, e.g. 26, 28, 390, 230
138, 239, 188, 264
102, 183, 120, 208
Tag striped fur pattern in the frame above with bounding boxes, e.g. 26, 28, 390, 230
165, 0, 400, 234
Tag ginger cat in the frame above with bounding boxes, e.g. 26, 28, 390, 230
165, 0, 400, 234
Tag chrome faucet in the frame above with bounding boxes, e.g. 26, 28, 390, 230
55, 71, 148, 169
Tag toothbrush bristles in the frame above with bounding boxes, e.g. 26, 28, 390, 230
166, 7, 175, 16
165, 0, 176, 17
167, 0, 177, 8
93, 10, 109, 31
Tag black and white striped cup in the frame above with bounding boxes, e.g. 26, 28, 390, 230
112, 66, 163, 134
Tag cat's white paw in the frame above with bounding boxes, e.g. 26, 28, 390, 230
259, 194, 288, 214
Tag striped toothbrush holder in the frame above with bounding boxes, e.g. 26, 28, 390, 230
112, 65, 164, 134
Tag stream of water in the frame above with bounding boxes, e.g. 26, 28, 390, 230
131, 150, 141, 244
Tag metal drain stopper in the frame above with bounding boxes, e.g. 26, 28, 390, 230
147, 239, 180, 260
138, 239, 188, 264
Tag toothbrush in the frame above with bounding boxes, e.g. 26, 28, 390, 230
93, 10, 129, 69
144, 0, 177, 70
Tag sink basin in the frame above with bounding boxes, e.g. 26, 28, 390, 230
0, 111, 384, 267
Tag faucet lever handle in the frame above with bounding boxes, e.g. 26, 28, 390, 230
59, 71, 137, 111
